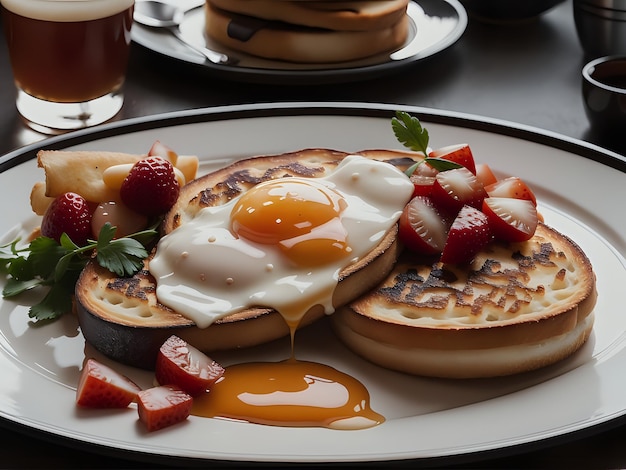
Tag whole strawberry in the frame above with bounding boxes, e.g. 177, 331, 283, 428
41, 192, 93, 246
120, 157, 180, 216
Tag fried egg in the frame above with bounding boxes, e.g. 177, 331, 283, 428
149, 155, 414, 329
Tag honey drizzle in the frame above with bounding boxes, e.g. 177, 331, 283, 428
191, 323, 384, 429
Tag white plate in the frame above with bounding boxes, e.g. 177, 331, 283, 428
1, 103, 625, 465
131, 0, 467, 84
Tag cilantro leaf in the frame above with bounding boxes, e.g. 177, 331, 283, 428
0, 239, 22, 274
97, 237, 147, 277
95, 223, 116, 246
4, 254, 33, 281
391, 111, 463, 176
54, 251, 77, 283
129, 226, 161, 247
424, 157, 463, 172
28, 236, 69, 280
59, 232, 80, 251
29, 280, 75, 322
391, 111, 429, 155
2, 222, 157, 322
94, 223, 153, 277
2, 277, 43, 297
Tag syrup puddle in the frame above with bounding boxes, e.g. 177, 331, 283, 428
191, 358, 384, 430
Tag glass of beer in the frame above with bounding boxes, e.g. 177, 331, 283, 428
1, 0, 135, 134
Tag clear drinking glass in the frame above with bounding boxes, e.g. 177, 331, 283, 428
1, 0, 135, 134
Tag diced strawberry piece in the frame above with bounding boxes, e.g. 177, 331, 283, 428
76, 358, 141, 408
441, 205, 493, 264
41, 192, 93, 246
409, 173, 436, 198
415, 159, 440, 177
137, 385, 193, 432
398, 196, 450, 255
155, 335, 225, 396
431, 167, 487, 215
407, 158, 439, 197
429, 144, 476, 174
485, 176, 537, 206
120, 157, 180, 216
482, 197, 539, 242
475, 163, 498, 187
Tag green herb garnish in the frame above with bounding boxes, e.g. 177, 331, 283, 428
392, 110, 430, 155
1, 223, 157, 322
392, 110, 462, 176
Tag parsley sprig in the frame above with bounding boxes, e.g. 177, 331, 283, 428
391, 110, 462, 175
392, 110, 430, 154
1, 223, 157, 322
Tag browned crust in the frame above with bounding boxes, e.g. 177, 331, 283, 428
331, 223, 597, 377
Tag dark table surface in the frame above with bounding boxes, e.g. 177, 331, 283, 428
1, 1, 626, 468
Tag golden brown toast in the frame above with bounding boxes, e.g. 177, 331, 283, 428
331, 223, 597, 378
76, 148, 417, 369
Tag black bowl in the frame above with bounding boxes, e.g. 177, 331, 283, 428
460, 0, 565, 21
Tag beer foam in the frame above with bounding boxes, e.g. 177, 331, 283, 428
0, 0, 134, 22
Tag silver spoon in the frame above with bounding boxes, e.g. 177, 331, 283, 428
134, 0, 236, 65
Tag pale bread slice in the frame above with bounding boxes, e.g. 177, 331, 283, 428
37, 150, 144, 203
76, 148, 417, 369
207, 0, 410, 31
332, 223, 597, 378
204, 2, 409, 63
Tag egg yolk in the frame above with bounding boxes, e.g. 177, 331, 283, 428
230, 179, 351, 266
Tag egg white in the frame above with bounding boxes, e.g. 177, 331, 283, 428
148, 155, 414, 329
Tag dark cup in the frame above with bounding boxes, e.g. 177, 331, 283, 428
574, 0, 626, 57
582, 56, 626, 133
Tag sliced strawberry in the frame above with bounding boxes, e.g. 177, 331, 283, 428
440, 205, 492, 264
429, 144, 476, 174
398, 196, 450, 255
431, 167, 487, 214
409, 173, 436, 198
137, 385, 193, 432
485, 176, 537, 206
475, 163, 498, 187
120, 157, 180, 216
482, 197, 538, 242
76, 358, 141, 408
155, 335, 225, 396
41, 192, 93, 246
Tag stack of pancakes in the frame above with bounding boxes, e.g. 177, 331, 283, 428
204, 0, 410, 63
